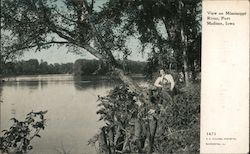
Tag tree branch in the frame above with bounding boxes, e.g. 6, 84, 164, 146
52, 8, 77, 23
3, 41, 69, 55
81, 44, 105, 60
50, 25, 76, 43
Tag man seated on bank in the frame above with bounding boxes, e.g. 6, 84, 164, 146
148, 69, 175, 115
154, 69, 175, 91
154, 69, 175, 105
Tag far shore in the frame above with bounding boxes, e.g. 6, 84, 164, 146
0, 73, 146, 81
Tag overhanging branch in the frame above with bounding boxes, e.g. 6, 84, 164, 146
3, 41, 69, 54
53, 8, 77, 23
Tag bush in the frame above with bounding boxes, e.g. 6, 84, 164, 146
90, 83, 200, 153
0, 111, 47, 154
154, 84, 200, 153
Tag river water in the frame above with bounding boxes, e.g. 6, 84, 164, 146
0, 74, 146, 154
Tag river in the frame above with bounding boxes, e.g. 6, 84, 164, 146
0, 74, 146, 154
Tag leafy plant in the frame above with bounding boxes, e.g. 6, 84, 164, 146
89, 83, 200, 153
0, 110, 48, 154
91, 85, 140, 153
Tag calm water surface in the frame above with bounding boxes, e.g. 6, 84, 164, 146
0, 74, 145, 154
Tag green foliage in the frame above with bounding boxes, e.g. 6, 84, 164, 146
123, 60, 147, 75
89, 85, 140, 153
73, 59, 147, 76
2, 59, 73, 76
144, 51, 177, 79
2, 58, 146, 76
97, 85, 138, 123
90, 83, 200, 153
0, 110, 48, 154
101, 0, 201, 83
101, 0, 201, 46
154, 84, 200, 153
73, 59, 107, 76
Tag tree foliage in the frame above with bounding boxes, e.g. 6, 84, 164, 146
2, 59, 73, 76
73, 59, 146, 76
0, 110, 47, 154
100, 0, 201, 83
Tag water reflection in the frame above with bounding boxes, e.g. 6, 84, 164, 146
3, 74, 75, 90
74, 76, 119, 91
74, 75, 146, 91
4, 74, 146, 90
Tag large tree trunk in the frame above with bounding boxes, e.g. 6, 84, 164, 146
179, 1, 189, 87
180, 26, 189, 86
191, 61, 197, 81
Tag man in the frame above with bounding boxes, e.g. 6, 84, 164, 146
148, 69, 175, 142
154, 69, 175, 107
154, 69, 175, 91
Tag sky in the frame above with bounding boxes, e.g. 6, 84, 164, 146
21, 39, 149, 64
20, 0, 149, 64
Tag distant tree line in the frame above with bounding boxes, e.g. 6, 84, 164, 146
2, 59, 73, 76
73, 59, 147, 76
2, 58, 147, 76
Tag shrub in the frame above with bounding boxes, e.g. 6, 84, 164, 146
154, 84, 200, 153
0, 111, 47, 154
89, 83, 200, 153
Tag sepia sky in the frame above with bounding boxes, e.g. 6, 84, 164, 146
21, 38, 149, 64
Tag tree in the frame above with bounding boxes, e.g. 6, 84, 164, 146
38, 60, 49, 74
0, 34, 24, 76
99, 0, 201, 84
